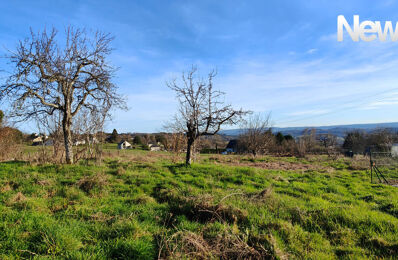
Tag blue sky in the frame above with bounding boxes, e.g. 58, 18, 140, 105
1, 0, 398, 133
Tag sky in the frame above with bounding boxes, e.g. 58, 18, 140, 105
1, 0, 398, 133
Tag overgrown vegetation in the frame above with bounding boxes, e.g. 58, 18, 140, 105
0, 150, 397, 259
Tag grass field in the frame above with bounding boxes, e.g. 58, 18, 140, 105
0, 151, 397, 259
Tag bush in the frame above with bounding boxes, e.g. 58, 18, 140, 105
133, 135, 142, 145
0, 127, 23, 160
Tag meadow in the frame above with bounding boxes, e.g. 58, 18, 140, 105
0, 148, 397, 259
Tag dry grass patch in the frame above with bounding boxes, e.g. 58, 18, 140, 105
90, 212, 114, 223
1, 182, 12, 192
36, 179, 53, 186
10, 191, 27, 203
76, 172, 109, 193
7, 192, 28, 209
153, 188, 248, 224
159, 228, 274, 259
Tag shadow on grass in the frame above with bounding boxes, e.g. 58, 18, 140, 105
106, 159, 121, 169
166, 163, 188, 175
0, 160, 29, 166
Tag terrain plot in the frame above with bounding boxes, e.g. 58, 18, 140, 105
0, 151, 397, 259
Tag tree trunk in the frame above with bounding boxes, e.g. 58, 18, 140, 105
186, 138, 194, 165
62, 111, 74, 164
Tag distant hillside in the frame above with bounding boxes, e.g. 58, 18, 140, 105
219, 122, 398, 138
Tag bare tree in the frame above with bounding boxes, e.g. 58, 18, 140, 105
238, 113, 273, 156
1, 27, 125, 163
72, 107, 107, 162
318, 133, 337, 148
167, 132, 186, 163
36, 110, 64, 163
163, 121, 188, 163
168, 67, 249, 165
293, 128, 318, 156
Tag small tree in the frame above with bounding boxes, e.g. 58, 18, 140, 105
299, 128, 317, 154
72, 107, 107, 162
168, 67, 249, 165
109, 129, 119, 143
0, 27, 125, 163
35, 110, 64, 162
284, 134, 294, 141
343, 131, 366, 154
0, 126, 23, 160
318, 133, 337, 148
275, 132, 285, 145
238, 113, 273, 156
155, 134, 167, 146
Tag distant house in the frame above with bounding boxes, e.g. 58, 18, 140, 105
225, 140, 238, 154
148, 142, 163, 151
32, 136, 44, 145
150, 145, 161, 151
74, 136, 99, 146
118, 140, 132, 150
74, 140, 86, 146
32, 135, 48, 146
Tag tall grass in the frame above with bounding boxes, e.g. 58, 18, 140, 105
0, 153, 397, 258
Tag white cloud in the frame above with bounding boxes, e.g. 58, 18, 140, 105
319, 33, 336, 42
306, 48, 317, 54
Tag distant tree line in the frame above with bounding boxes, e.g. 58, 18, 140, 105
342, 129, 398, 154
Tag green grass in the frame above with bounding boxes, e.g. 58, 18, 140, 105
0, 154, 397, 259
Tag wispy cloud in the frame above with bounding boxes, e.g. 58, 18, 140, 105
361, 93, 398, 110
306, 48, 317, 54
3, 0, 398, 132
215, 41, 398, 126
287, 109, 330, 116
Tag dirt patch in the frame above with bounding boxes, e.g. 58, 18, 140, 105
387, 179, 398, 188
224, 160, 328, 171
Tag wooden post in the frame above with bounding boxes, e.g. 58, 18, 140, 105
370, 148, 373, 183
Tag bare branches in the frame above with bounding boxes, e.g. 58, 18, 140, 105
168, 66, 249, 164
168, 67, 248, 139
1, 26, 125, 163
2, 26, 122, 117
238, 113, 273, 156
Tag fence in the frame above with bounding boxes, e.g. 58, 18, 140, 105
369, 150, 398, 186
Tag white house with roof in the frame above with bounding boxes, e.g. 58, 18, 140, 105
118, 140, 132, 150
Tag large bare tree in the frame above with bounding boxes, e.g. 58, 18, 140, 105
0, 27, 125, 163
168, 67, 249, 165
